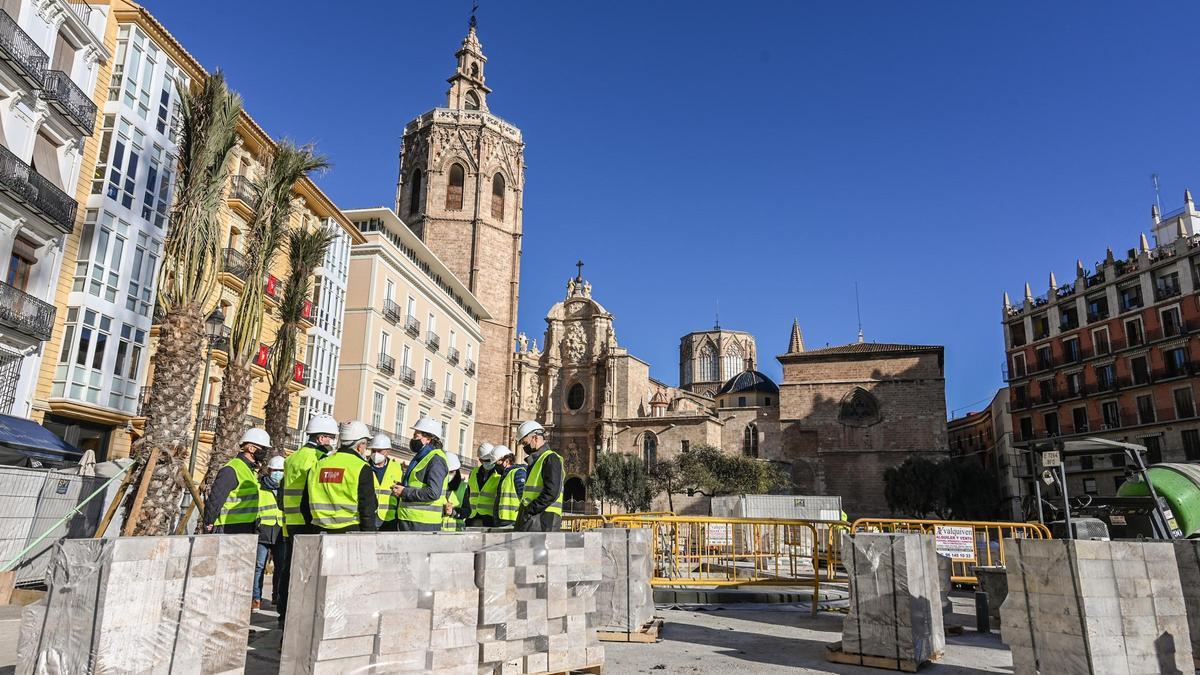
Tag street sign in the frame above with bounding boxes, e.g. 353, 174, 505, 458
1042, 450, 1062, 468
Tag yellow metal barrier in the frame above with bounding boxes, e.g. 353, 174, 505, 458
562, 514, 608, 531
850, 518, 1052, 584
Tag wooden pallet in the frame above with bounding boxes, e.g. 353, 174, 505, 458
535, 664, 603, 675
824, 642, 941, 673
596, 617, 663, 643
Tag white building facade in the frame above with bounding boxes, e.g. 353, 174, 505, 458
0, 0, 107, 417
297, 218, 350, 433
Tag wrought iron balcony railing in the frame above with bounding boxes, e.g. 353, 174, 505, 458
444, 392, 457, 408
41, 70, 96, 133
383, 299, 402, 324
464, 400, 474, 416
399, 365, 416, 386
447, 347, 460, 365
422, 378, 436, 397
222, 247, 247, 278
0, 9, 47, 87
465, 359, 476, 376
426, 331, 440, 352
404, 315, 420, 337
228, 174, 259, 208
68, 2, 92, 25
0, 142, 76, 233
199, 404, 218, 432
378, 353, 396, 375
0, 280, 54, 341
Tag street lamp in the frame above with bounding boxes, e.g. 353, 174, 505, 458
188, 306, 225, 476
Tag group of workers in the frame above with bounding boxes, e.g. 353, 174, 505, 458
201, 415, 564, 620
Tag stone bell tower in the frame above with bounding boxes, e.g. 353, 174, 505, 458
395, 16, 525, 445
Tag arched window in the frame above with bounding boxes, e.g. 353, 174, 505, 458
465, 90, 481, 110
567, 382, 585, 411
743, 424, 759, 458
408, 169, 423, 215
699, 344, 717, 382
470, 63, 480, 78
491, 173, 505, 220
643, 432, 657, 467
446, 163, 465, 210
724, 342, 744, 380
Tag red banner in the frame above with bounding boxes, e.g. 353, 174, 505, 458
293, 361, 305, 382
302, 299, 313, 319
265, 274, 278, 297
255, 344, 270, 367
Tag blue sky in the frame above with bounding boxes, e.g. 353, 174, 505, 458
141, 1, 1200, 419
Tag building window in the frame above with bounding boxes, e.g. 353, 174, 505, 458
642, 432, 657, 466
743, 424, 759, 458
394, 400, 407, 437
1032, 314, 1049, 340
1062, 338, 1080, 363
5, 238, 35, 291
1130, 355, 1150, 385
1087, 294, 1109, 322
1175, 387, 1195, 419
458, 426, 467, 454
723, 342, 744, 380
446, 163, 465, 210
126, 232, 159, 317
1083, 479, 1098, 495
1143, 436, 1163, 464
1092, 327, 1110, 355
372, 391, 384, 429
1072, 406, 1088, 434
1102, 401, 1120, 429
73, 211, 125, 302
567, 383, 585, 410
699, 344, 717, 382
1096, 363, 1115, 389
1124, 318, 1143, 347
681, 440, 690, 453
1011, 352, 1026, 378
1119, 284, 1142, 311
465, 90, 481, 110
1018, 417, 1033, 441
409, 169, 423, 215
1183, 430, 1200, 461
1166, 347, 1188, 377
1044, 411, 1059, 437
1009, 322, 1026, 348
1162, 306, 1183, 338
491, 173, 505, 220
1035, 346, 1051, 371
1060, 306, 1079, 331
1065, 371, 1082, 397
1136, 394, 1156, 425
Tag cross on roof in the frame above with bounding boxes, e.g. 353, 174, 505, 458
575, 259, 584, 280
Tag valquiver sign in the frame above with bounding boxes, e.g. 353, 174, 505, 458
933, 525, 976, 561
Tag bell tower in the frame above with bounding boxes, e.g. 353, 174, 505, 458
395, 18, 525, 445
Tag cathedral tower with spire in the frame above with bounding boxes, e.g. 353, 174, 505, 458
395, 17, 525, 444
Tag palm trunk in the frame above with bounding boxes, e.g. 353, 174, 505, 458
200, 362, 254, 499
126, 308, 205, 536
264, 374, 291, 457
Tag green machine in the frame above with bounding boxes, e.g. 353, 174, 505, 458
1118, 463, 1200, 538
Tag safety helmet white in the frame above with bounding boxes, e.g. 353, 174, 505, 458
305, 414, 338, 436
267, 455, 285, 470
412, 416, 442, 439
239, 427, 271, 449
339, 420, 371, 446
515, 420, 545, 444
370, 433, 392, 450
445, 453, 461, 472
492, 445, 513, 461
477, 441, 496, 461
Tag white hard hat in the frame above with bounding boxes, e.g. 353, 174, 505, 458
339, 420, 371, 446
239, 427, 271, 448
371, 433, 391, 450
478, 442, 496, 462
412, 416, 442, 439
492, 445, 513, 461
515, 420, 545, 444
267, 455, 285, 470
445, 453, 461, 472
305, 414, 338, 436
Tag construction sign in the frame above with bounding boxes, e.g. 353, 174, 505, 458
934, 525, 976, 560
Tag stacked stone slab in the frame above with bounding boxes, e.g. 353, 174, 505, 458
475, 531, 604, 674
1001, 539, 1193, 674
840, 532, 945, 665
593, 528, 654, 632
281, 532, 484, 674
16, 534, 256, 675
1173, 540, 1200, 668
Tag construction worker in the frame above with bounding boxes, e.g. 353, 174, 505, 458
369, 433, 403, 530
204, 427, 271, 534
514, 421, 563, 532
253, 456, 286, 611
391, 417, 448, 532
463, 442, 501, 527
276, 413, 338, 624
492, 445, 526, 528
304, 421, 378, 533
442, 453, 465, 531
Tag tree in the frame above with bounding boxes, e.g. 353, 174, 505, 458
264, 223, 336, 451
944, 460, 1006, 520
127, 72, 243, 536
586, 452, 652, 514
202, 142, 327, 502
884, 456, 952, 518
648, 459, 680, 512
675, 443, 791, 497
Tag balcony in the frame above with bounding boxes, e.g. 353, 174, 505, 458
399, 365, 416, 386
465, 359, 476, 376
68, 2, 92, 25
1086, 310, 1109, 323
228, 175, 258, 209
422, 378, 436, 397
425, 330, 440, 352
383, 299, 402, 324
447, 347, 460, 366
0, 280, 54, 342
0, 9, 47, 88
41, 70, 96, 133
1155, 285, 1182, 302
222, 247, 247, 278
404, 315, 420, 338
199, 404, 218, 432
0, 143, 76, 234
137, 386, 151, 416
444, 391, 457, 408
464, 400, 474, 416
378, 353, 395, 376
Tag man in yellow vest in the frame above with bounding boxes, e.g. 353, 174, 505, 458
203, 427, 271, 534
492, 445, 526, 528
463, 442, 501, 527
391, 417, 448, 532
305, 421, 378, 533
514, 421, 564, 532
442, 453, 465, 531
369, 433, 404, 530
276, 414, 338, 624
254, 455, 285, 610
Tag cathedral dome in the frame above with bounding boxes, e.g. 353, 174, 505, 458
716, 370, 779, 396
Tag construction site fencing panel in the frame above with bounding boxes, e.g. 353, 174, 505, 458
0, 466, 111, 584
849, 518, 1052, 584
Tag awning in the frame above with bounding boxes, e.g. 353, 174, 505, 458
0, 414, 82, 467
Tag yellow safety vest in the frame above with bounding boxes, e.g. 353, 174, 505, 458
496, 466, 524, 523
214, 458, 259, 526
306, 451, 366, 531
467, 466, 502, 518
521, 449, 563, 516
442, 489, 464, 531
258, 486, 283, 532
282, 443, 325, 527
373, 460, 404, 523
395, 448, 448, 525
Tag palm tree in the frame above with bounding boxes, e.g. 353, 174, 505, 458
201, 143, 327, 501
264, 224, 336, 450
127, 72, 242, 536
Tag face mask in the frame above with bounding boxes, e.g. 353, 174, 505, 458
270, 470, 284, 482
410, 437, 424, 453
483, 461, 496, 470
253, 447, 269, 465
521, 442, 533, 455
372, 452, 387, 465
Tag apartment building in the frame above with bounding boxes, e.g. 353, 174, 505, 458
946, 387, 1024, 520
0, 0, 106, 418
297, 224, 350, 434
337, 206, 488, 463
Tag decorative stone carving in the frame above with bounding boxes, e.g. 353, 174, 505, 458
563, 323, 586, 364
523, 374, 540, 411
517, 332, 528, 353
839, 387, 882, 427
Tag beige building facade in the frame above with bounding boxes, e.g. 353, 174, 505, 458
336, 206, 488, 463
679, 328, 758, 397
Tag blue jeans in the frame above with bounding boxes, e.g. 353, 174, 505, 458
254, 540, 287, 602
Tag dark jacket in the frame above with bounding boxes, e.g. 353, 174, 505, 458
204, 455, 256, 527
400, 445, 447, 504
522, 447, 563, 516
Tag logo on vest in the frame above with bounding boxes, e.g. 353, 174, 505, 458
319, 468, 345, 483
